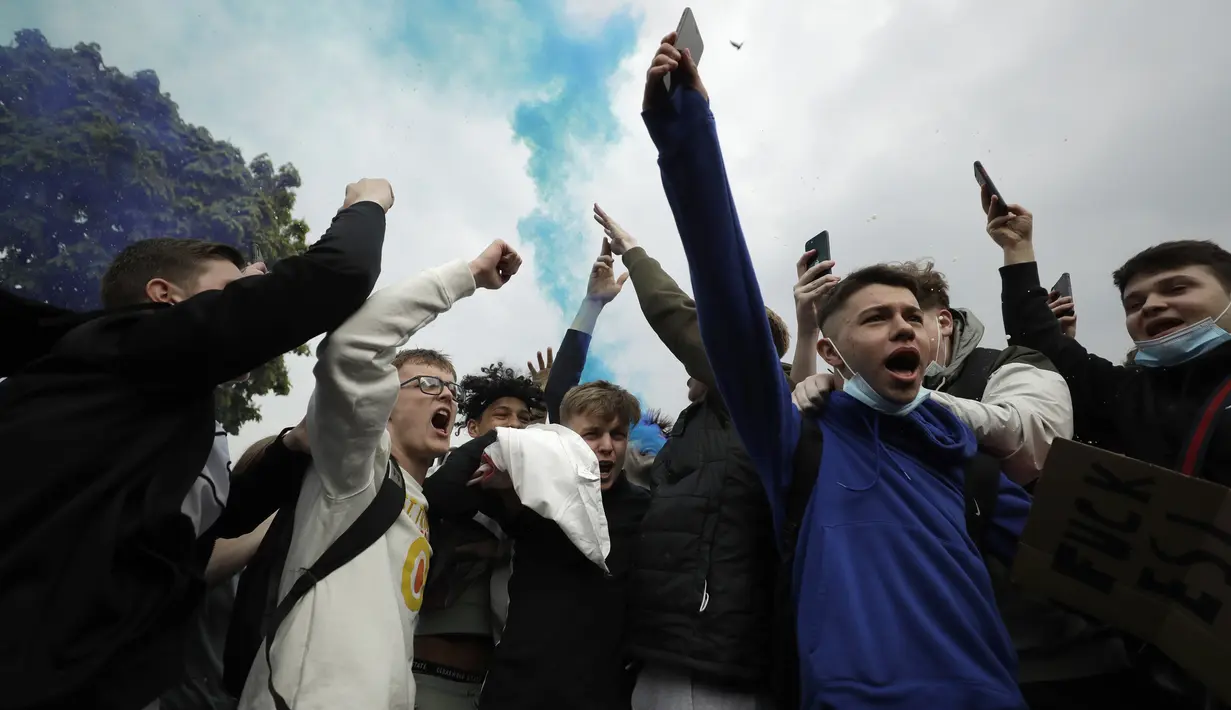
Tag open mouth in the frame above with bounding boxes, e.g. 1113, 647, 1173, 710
598, 460, 614, 480
883, 348, 922, 381
1145, 317, 1186, 338
430, 408, 451, 435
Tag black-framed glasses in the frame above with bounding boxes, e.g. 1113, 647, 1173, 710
400, 375, 462, 399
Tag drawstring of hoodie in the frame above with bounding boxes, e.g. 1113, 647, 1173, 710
837, 415, 915, 491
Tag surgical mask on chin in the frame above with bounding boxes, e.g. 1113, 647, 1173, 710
1134, 300, 1231, 368
924, 317, 948, 379
827, 340, 932, 416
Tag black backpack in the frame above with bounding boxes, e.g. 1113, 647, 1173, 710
769, 351, 1005, 709
222, 457, 406, 708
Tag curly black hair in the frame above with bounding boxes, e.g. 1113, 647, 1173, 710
643, 408, 675, 436
456, 362, 545, 432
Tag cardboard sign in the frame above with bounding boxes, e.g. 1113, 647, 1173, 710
1012, 438, 1231, 703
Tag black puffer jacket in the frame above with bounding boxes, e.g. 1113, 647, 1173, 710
625, 397, 778, 686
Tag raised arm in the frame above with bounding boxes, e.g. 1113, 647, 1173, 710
544, 240, 626, 422
930, 349, 1073, 485
790, 254, 841, 385
122, 182, 392, 388
641, 37, 799, 518
984, 195, 1126, 450
593, 203, 714, 388
307, 259, 477, 497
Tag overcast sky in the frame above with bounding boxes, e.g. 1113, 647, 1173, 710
3, 0, 1229, 455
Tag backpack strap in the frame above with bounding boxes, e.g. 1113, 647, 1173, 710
1177, 373, 1231, 477
963, 452, 1002, 554
263, 459, 407, 710
771, 415, 824, 710
783, 416, 824, 552
940, 347, 1004, 402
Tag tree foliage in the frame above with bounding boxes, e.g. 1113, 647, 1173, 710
0, 28, 310, 433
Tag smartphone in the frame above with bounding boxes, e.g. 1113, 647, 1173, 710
1052, 272, 1073, 300
664, 8, 704, 92
973, 161, 1009, 219
804, 231, 831, 273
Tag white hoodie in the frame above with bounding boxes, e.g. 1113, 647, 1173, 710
238, 260, 476, 710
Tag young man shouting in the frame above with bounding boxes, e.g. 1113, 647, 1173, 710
642, 33, 1030, 709
237, 239, 521, 710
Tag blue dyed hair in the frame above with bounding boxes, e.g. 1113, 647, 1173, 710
629, 409, 671, 456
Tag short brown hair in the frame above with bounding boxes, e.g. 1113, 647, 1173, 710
815, 264, 921, 333
1112, 240, 1231, 294
890, 260, 950, 311
559, 380, 641, 429
766, 307, 790, 358
101, 238, 246, 308
392, 348, 456, 380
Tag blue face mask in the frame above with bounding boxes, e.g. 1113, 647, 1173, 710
828, 341, 932, 416
1133, 300, 1231, 368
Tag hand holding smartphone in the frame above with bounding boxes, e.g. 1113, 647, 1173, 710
804, 231, 831, 274
665, 8, 704, 91
1050, 273, 1074, 317
973, 161, 1009, 220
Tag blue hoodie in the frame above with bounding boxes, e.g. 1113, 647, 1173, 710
643, 85, 1031, 709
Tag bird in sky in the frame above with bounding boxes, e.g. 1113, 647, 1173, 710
730, 40, 743, 50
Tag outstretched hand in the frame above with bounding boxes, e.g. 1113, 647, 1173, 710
470, 240, 522, 290
527, 348, 554, 390
586, 240, 629, 304
643, 31, 708, 110
593, 204, 639, 256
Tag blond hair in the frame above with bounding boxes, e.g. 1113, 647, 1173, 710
559, 380, 641, 429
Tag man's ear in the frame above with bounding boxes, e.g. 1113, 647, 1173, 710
937, 309, 955, 338
816, 338, 845, 371
466, 420, 480, 438
144, 278, 177, 304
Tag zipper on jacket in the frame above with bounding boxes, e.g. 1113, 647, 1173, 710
699, 579, 710, 612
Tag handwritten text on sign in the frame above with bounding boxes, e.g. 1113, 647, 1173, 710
1012, 438, 1231, 703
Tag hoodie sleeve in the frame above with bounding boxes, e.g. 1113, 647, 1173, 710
119, 202, 386, 388
621, 246, 716, 389
930, 357, 1073, 485
307, 260, 476, 498
643, 87, 800, 531
545, 298, 601, 423
423, 431, 508, 523
985, 474, 1032, 565
1000, 261, 1127, 451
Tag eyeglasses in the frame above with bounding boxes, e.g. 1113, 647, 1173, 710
400, 375, 463, 399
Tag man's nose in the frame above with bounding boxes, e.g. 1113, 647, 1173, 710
891, 315, 917, 339
1141, 292, 1168, 316
437, 388, 456, 404
596, 435, 614, 453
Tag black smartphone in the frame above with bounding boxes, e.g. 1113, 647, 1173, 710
1052, 273, 1073, 300
804, 231, 831, 272
1051, 273, 1074, 316
973, 161, 1009, 219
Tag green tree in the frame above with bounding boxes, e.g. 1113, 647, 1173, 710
0, 28, 310, 433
